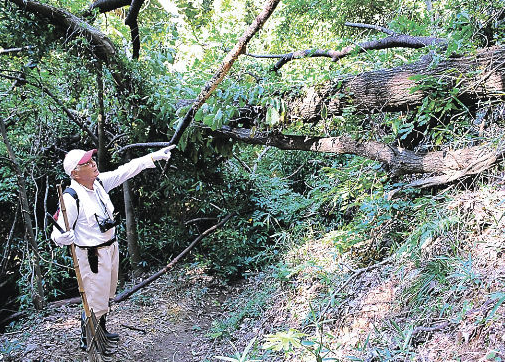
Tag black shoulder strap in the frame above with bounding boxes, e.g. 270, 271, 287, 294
96, 177, 104, 189
63, 187, 79, 229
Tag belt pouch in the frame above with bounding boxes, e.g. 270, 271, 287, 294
87, 248, 99, 274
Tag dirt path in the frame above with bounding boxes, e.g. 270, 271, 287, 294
0, 269, 241, 362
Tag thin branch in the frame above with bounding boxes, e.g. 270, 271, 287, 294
252, 146, 270, 175
283, 163, 305, 180
160, 0, 281, 175
232, 152, 252, 173
115, 141, 172, 154
120, 323, 147, 334
407, 297, 496, 344
0, 310, 27, 326
184, 217, 218, 226
106, 132, 128, 148
344, 22, 396, 35
411, 321, 451, 336
0, 46, 35, 55
168, 0, 281, 146
0, 72, 98, 145
0, 205, 19, 276
271, 33, 446, 71
30, 214, 236, 313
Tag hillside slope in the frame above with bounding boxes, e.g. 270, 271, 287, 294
2, 183, 505, 362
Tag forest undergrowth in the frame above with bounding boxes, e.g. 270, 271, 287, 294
2, 174, 505, 362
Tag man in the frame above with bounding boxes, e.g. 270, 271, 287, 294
51, 145, 174, 348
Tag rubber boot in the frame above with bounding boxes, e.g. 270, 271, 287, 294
80, 312, 87, 351
99, 314, 119, 340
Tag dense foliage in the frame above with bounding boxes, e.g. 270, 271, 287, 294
1, 1, 504, 354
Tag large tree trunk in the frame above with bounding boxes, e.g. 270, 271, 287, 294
286, 46, 505, 123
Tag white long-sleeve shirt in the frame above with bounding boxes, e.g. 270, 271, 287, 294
52, 155, 155, 247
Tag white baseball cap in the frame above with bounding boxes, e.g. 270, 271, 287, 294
63, 149, 97, 176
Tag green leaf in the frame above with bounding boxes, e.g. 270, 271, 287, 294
321, 103, 328, 119
203, 114, 215, 126
194, 108, 204, 122
262, 329, 306, 352
213, 109, 224, 130
301, 340, 316, 346
485, 293, 505, 323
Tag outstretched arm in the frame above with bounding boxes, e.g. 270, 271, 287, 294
99, 146, 175, 192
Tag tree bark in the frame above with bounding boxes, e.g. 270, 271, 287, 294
210, 126, 505, 182
285, 46, 505, 123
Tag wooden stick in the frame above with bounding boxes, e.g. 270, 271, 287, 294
120, 323, 147, 334
17, 212, 235, 313
57, 184, 92, 319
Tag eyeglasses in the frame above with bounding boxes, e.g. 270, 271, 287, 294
76, 158, 96, 168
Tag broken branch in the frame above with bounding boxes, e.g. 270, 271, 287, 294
208, 125, 505, 180
168, 0, 281, 147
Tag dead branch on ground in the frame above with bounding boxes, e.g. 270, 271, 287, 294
113, 213, 235, 303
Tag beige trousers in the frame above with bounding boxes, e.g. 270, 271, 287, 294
75, 242, 119, 318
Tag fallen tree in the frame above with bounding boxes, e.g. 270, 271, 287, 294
7, 0, 505, 187
285, 45, 505, 122
233, 45, 505, 124
208, 126, 505, 187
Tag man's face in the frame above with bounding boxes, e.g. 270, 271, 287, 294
71, 158, 100, 183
